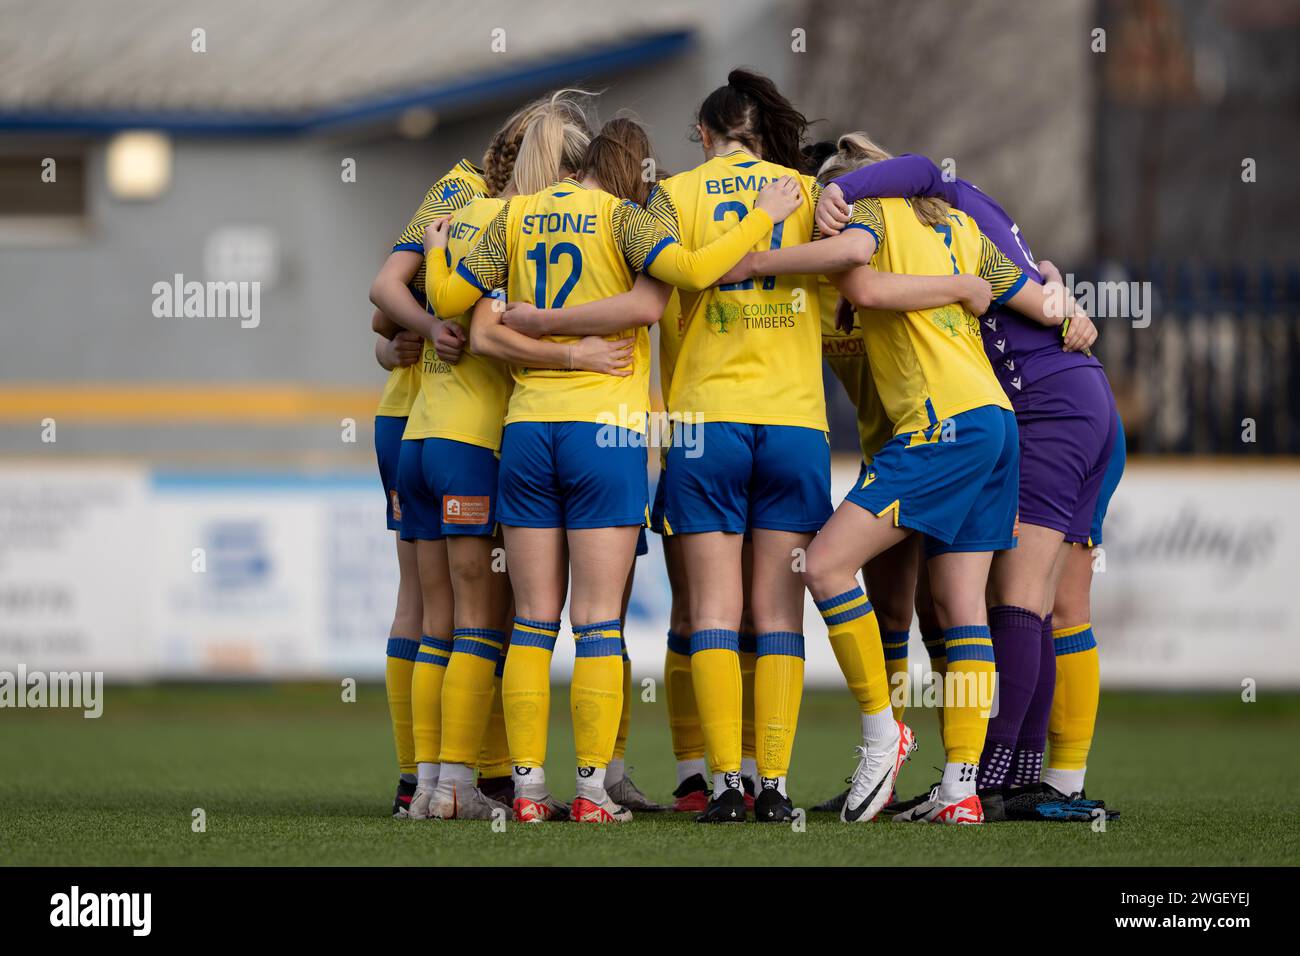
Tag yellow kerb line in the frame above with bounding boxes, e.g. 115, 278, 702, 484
0, 385, 379, 423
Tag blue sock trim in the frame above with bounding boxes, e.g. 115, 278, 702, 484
882, 629, 910, 661
386, 637, 420, 661
814, 587, 864, 612
1054, 626, 1097, 656
666, 630, 691, 656
738, 631, 757, 654
572, 620, 622, 658
821, 602, 874, 626
514, 617, 562, 632
511, 618, 559, 652
943, 625, 995, 663
755, 631, 805, 659
574, 634, 624, 658
511, 631, 558, 651
574, 618, 622, 635
690, 629, 739, 654
416, 635, 453, 667
452, 635, 504, 662
452, 627, 507, 645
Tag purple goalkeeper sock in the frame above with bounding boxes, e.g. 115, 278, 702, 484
1012, 612, 1057, 787
977, 605, 1043, 791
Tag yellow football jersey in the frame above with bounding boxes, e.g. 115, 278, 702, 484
393, 159, 488, 295
455, 179, 667, 433
852, 197, 1021, 437
376, 158, 487, 417
647, 149, 826, 431
375, 364, 420, 417
656, 288, 683, 408
403, 197, 513, 450
819, 279, 893, 462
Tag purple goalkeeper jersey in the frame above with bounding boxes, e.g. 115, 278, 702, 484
829, 154, 1100, 398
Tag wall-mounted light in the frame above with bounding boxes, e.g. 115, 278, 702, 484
106, 130, 172, 201
396, 107, 438, 139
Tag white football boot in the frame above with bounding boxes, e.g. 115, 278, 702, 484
407, 785, 437, 821
891, 785, 984, 825
841, 721, 917, 823
570, 791, 633, 823
430, 783, 512, 820
606, 773, 665, 812
513, 785, 570, 823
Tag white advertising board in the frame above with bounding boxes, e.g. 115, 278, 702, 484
0, 462, 1295, 688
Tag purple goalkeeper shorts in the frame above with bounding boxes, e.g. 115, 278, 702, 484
1013, 366, 1118, 544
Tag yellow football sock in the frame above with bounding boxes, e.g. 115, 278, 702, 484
815, 587, 890, 715
922, 627, 947, 736
664, 632, 704, 761
411, 635, 451, 766
739, 634, 757, 759
502, 618, 559, 770
882, 629, 910, 722
439, 628, 505, 766
690, 629, 742, 774
477, 670, 513, 778
754, 632, 805, 779
613, 641, 632, 761
385, 637, 419, 775
1047, 623, 1100, 771
941, 626, 996, 765
570, 620, 624, 769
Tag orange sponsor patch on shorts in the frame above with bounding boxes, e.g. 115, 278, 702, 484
389, 490, 402, 521
1012, 512, 1020, 538
443, 495, 490, 525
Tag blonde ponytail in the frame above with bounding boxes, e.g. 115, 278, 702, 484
482, 89, 597, 197
818, 131, 952, 228
509, 89, 596, 195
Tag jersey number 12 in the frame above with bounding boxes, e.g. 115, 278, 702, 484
526, 241, 583, 308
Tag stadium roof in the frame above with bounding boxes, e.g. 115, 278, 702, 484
0, 0, 699, 133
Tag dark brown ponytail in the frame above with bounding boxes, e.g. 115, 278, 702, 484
801, 140, 838, 176
583, 117, 657, 206
695, 68, 809, 171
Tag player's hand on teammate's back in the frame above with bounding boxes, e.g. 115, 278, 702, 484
423, 216, 452, 251
390, 330, 423, 367
572, 336, 634, 376
1037, 258, 1064, 286
502, 300, 548, 338
1062, 310, 1098, 352
755, 175, 803, 222
433, 319, 465, 364
958, 275, 993, 317
815, 181, 852, 237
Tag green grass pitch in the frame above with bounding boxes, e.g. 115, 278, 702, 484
2, 684, 1296, 866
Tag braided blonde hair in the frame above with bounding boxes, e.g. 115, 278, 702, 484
818, 132, 952, 228
482, 89, 596, 197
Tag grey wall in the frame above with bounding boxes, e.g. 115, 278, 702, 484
0, 5, 803, 457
